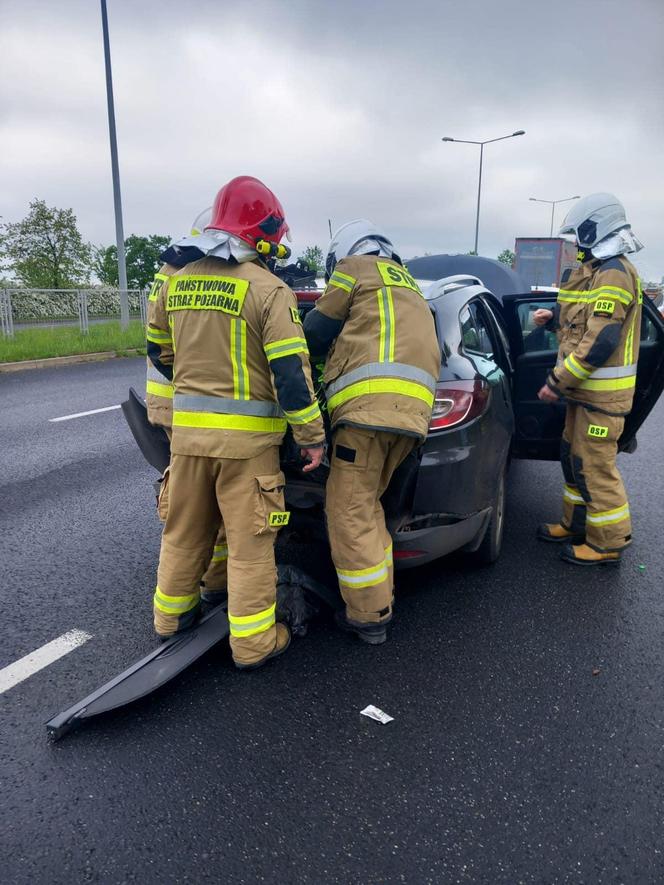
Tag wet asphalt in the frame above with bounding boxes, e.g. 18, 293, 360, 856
1, 357, 663, 884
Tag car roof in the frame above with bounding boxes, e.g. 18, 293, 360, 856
406, 254, 529, 301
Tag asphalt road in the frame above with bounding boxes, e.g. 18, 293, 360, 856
1, 357, 663, 884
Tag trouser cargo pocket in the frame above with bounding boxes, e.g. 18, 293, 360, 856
254, 472, 289, 535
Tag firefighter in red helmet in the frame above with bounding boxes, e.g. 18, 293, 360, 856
146, 176, 325, 669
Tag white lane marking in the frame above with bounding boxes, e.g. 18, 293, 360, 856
49, 404, 121, 422
0, 629, 92, 695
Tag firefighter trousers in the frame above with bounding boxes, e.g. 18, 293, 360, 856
154, 447, 287, 665
326, 426, 417, 624
559, 403, 632, 552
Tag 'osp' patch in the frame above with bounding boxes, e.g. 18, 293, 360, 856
594, 299, 616, 317
587, 424, 609, 439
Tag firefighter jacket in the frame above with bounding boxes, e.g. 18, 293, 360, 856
547, 255, 642, 415
146, 263, 177, 427
146, 256, 325, 459
304, 255, 441, 440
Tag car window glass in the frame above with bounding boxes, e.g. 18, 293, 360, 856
517, 301, 559, 353
641, 310, 658, 343
460, 303, 494, 358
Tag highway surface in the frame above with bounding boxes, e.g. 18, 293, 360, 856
1, 357, 663, 884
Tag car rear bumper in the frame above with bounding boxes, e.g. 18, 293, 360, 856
393, 509, 491, 569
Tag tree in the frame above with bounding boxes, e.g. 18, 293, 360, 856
497, 248, 515, 267
298, 245, 325, 274
94, 234, 171, 289
0, 199, 92, 288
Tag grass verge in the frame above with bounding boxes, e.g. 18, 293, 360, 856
0, 321, 146, 362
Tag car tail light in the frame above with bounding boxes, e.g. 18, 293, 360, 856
429, 380, 489, 430
393, 549, 426, 560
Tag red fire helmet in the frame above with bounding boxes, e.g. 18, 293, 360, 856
206, 175, 290, 246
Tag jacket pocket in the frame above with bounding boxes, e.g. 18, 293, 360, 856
157, 467, 170, 523
562, 302, 587, 347
254, 471, 288, 535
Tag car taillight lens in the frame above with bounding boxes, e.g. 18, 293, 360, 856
429, 380, 489, 430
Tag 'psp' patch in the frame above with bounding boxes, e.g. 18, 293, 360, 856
587, 424, 609, 439
268, 511, 290, 527
290, 306, 302, 325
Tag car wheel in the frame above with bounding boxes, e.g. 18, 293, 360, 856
474, 466, 506, 565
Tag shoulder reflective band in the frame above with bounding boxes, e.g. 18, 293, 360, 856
377, 287, 396, 363
563, 353, 591, 380
166, 275, 249, 316
230, 318, 250, 400
154, 586, 199, 615
148, 272, 169, 302
329, 270, 356, 293
290, 306, 302, 325
587, 424, 609, 438
336, 558, 389, 590
594, 299, 616, 315
228, 603, 276, 638
268, 511, 290, 527
283, 401, 322, 425
146, 325, 172, 345
376, 262, 422, 295
586, 504, 630, 526
173, 393, 283, 418
264, 336, 309, 362
326, 361, 437, 400
557, 285, 633, 306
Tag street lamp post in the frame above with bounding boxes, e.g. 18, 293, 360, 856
529, 196, 581, 237
442, 130, 525, 255
100, 0, 129, 327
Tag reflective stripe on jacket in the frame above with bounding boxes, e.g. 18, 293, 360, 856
304, 255, 441, 440
147, 256, 325, 459
145, 265, 176, 427
548, 255, 642, 415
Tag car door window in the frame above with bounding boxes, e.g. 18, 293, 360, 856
460, 302, 494, 358
517, 300, 559, 353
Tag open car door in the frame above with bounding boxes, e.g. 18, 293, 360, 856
501, 292, 664, 461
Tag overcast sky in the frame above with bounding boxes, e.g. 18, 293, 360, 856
1, 0, 663, 281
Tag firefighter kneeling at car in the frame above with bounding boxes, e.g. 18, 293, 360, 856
146, 176, 325, 668
304, 220, 441, 644
534, 192, 644, 566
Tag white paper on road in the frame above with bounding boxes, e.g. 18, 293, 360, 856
0, 629, 92, 695
49, 404, 121, 422
360, 705, 394, 724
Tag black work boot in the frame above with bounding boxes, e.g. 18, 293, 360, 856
200, 585, 228, 615
335, 610, 389, 645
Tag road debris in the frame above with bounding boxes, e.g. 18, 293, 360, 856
360, 705, 394, 724
592, 668, 601, 676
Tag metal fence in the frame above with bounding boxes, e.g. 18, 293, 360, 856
0, 288, 148, 337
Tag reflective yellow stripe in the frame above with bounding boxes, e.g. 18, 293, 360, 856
586, 504, 630, 526
329, 271, 356, 293
228, 603, 276, 637
578, 376, 636, 392
336, 559, 389, 589
146, 380, 174, 398
564, 353, 591, 380
558, 285, 633, 306
230, 318, 250, 400
283, 401, 322, 425
146, 325, 172, 345
153, 586, 199, 614
212, 544, 228, 562
385, 543, 393, 568
563, 484, 584, 504
625, 310, 637, 365
173, 411, 287, 432
376, 287, 395, 363
264, 336, 309, 362
148, 273, 169, 302
327, 378, 434, 412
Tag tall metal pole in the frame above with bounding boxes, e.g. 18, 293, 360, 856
529, 196, 580, 238
550, 203, 555, 238
100, 0, 129, 327
474, 143, 484, 255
